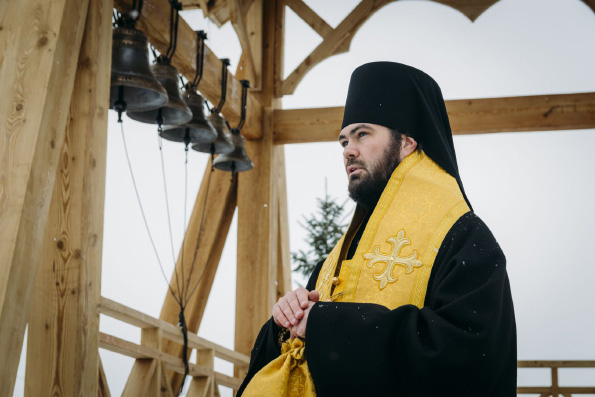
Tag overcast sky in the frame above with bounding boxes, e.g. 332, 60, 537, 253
15, 0, 595, 395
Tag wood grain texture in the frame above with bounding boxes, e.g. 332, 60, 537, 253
285, 0, 333, 38
24, 1, 112, 395
0, 0, 90, 394
275, 146, 292, 299
114, 0, 262, 139
235, 0, 263, 91
273, 92, 595, 144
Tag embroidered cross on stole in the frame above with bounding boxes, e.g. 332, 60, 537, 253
316, 151, 470, 309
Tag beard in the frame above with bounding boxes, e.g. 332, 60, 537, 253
347, 136, 402, 210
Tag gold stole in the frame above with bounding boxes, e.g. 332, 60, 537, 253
243, 151, 469, 397
316, 150, 470, 309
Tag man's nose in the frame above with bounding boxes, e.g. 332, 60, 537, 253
343, 142, 359, 159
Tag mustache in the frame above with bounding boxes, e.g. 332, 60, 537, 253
346, 158, 365, 168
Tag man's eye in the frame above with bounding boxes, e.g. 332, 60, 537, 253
358, 131, 368, 138
340, 140, 347, 147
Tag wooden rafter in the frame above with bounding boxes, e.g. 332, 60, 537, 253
273, 92, 595, 144
114, 0, 263, 139
582, 0, 595, 14
0, 0, 91, 394
285, 0, 333, 38
230, 0, 258, 86
25, 0, 112, 395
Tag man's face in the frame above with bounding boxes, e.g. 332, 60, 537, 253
338, 123, 402, 209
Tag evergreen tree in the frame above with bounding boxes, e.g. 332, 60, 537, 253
291, 187, 348, 278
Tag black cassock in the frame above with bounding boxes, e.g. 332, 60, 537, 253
237, 212, 517, 397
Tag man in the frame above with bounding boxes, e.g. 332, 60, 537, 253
238, 62, 517, 396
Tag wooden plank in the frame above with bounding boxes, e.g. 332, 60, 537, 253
517, 360, 595, 368
99, 297, 250, 367
235, 107, 277, 357
236, 0, 263, 91
230, 0, 257, 87
187, 349, 215, 397
275, 146, 292, 298
432, 0, 499, 22
272, 0, 285, 99
114, 0, 262, 139
273, 92, 595, 144
285, 0, 333, 38
24, 1, 112, 395
582, 0, 595, 15
0, 0, 91, 395
160, 362, 175, 397
281, 0, 391, 96
517, 386, 595, 393
99, 357, 112, 397
123, 360, 157, 396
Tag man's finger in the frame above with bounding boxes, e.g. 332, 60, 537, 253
278, 297, 299, 326
272, 305, 291, 328
296, 288, 310, 309
285, 290, 304, 321
308, 290, 320, 302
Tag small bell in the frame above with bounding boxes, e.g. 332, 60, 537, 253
191, 112, 234, 154
212, 128, 253, 172
110, 27, 168, 113
160, 88, 217, 144
127, 62, 193, 126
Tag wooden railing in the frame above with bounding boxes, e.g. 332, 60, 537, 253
98, 297, 249, 396
517, 360, 595, 396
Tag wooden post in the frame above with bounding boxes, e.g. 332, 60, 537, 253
234, 0, 285, 361
275, 146, 292, 298
187, 348, 215, 397
0, 0, 90, 394
125, 164, 238, 393
24, 0, 112, 395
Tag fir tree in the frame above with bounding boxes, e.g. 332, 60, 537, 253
291, 185, 348, 278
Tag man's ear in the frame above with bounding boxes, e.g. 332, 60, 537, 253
400, 136, 418, 160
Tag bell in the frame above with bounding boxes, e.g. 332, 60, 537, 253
127, 62, 193, 126
160, 88, 217, 144
110, 27, 168, 112
191, 112, 234, 154
212, 129, 253, 172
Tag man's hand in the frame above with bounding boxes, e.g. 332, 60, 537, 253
290, 294, 318, 338
272, 288, 319, 329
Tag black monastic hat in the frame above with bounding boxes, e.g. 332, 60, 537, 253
341, 61, 472, 210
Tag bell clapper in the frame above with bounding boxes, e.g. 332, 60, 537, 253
114, 86, 127, 123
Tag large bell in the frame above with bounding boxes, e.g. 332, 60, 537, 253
160, 88, 217, 144
110, 27, 168, 112
127, 62, 193, 126
212, 129, 253, 172
191, 112, 234, 154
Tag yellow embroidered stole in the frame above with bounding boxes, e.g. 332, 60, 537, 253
316, 150, 470, 309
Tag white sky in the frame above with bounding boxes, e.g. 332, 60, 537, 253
15, 0, 595, 395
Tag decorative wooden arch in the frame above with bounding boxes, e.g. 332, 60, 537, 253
1, 0, 595, 396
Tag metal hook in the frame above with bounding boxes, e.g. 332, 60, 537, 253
191, 31, 207, 89
236, 80, 250, 131
213, 58, 230, 114
161, 0, 181, 63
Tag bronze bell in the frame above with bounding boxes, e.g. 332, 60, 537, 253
191, 112, 234, 154
212, 129, 253, 172
110, 27, 168, 112
127, 62, 193, 126
160, 88, 217, 144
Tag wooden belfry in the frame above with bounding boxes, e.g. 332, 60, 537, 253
1, 0, 595, 396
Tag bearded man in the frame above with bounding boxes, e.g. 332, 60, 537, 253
238, 62, 517, 396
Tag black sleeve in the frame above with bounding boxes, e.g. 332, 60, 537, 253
236, 259, 326, 396
305, 212, 517, 397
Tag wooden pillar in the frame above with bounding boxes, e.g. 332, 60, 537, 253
0, 0, 90, 394
275, 146, 292, 299
125, 164, 238, 394
234, 0, 285, 360
24, 0, 112, 395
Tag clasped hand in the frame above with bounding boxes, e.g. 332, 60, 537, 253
272, 288, 319, 339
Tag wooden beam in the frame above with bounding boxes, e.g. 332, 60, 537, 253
99, 357, 112, 397
187, 348, 215, 397
432, 0, 499, 22
582, 0, 595, 15
285, 0, 333, 38
0, 0, 91, 394
122, 162, 237, 391
273, 92, 595, 144
281, 0, 392, 96
275, 146, 292, 298
114, 0, 262, 139
236, 0, 263, 90
517, 360, 595, 368
24, 0, 112, 396
230, 0, 257, 87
